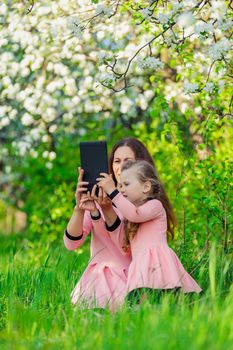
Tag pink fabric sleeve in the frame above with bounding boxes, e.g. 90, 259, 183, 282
107, 223, 128, 255
63, 211, 92, 250
112, 193, 164, 223
90, 215, 106, 233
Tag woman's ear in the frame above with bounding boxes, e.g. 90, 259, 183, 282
143, 181, 152, 194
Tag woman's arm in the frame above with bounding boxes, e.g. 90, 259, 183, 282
66, 206, 84, 237
64, 167, 92, 250
90, 185, 118, 226
64, 210, 92, 250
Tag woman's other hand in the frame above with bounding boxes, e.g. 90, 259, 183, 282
75, 167, 89, 210
79, 192, 98, 213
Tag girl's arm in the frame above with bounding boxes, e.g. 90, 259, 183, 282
96, 173, 163, 223
109, 190, 164, 223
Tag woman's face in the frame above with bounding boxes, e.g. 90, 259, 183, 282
112, 146, 135, 184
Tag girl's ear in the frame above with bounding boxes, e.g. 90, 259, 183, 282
143, 181, 152, 194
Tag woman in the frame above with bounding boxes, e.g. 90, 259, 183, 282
64, 137, 155, 310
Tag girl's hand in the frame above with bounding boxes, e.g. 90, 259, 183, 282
79, 192, 97, 213
91, 185, 112, 209
96, 173, 116, 195
75, 167, 89, 209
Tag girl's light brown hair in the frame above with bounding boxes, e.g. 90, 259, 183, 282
121, 160, 176, 252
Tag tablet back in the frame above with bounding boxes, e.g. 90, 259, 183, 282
79, 141, 108, 192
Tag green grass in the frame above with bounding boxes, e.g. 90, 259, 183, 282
0, 233, 232, 350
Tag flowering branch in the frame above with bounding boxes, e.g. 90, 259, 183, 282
89, 0, 232, 92
25, 0, 34, 14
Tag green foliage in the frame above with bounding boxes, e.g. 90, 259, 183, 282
134, 100, 233, 257
0, 234, 232, 349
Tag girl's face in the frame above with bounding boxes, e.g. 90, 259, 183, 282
120, 168, 151, 206
112, 146, 135, 184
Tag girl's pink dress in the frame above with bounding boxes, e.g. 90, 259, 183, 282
63, 209, 131, 310
110, 191, 202, 294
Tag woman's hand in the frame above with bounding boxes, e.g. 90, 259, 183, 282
96, 173, 116, 195
79, 192, 98, 213
74, 167, 89, 209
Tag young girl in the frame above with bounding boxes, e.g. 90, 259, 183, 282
95, 159, 202, 302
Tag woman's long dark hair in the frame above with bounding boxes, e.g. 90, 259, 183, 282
109, 137, 155, 185
121, 160, 176, 252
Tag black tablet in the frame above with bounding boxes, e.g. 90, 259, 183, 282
79, 141, 108, 193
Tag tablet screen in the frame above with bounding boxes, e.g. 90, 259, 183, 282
79, 141, 108, 193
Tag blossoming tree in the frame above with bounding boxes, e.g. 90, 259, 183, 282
0, 1, 232, 246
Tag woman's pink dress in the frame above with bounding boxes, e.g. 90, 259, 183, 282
63, 209, 131, 310
110, 192, 202, 294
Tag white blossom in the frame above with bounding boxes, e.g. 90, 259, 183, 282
45, 162, 53, 169
67, 16, 80, 30
0, 117, 10, 128
30, 128, 43, 141
0, 0, 232, 163
139, 8, 152, 20
195, 22, 213, 37
177, 12, 195, 28
50, 18, 67, 38
0, 3, 7, 15
218, 80, 225, 92
203, 82, 215, 93
9, 109, 17, 119
98, 51, 113, 61
0, 106, 8, 117
42, 151, 49, 158
49, 125, 57, 133
172, 3, 183, 12
96, 5, 113, 17
43, 108, 57, 123
18, 141, 30, 156
209, 39, 231, 60
138, 57, 164, 70
194, 106, 202, 114
79, 128, 87, 136
183, 82, 199, 93
182, 0, 198, 8
21, 113, 34, 126
99, 72, 116, 86
158, 13, 170, 25
217, 18, 233, 31
211, 0, 227, 18
180, 102, 188, 113
67, 16, 83, 38
120, 97, 134, 113
64, 78, 77, 96
136, 94, 148, 110
49, 151, 56, 161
